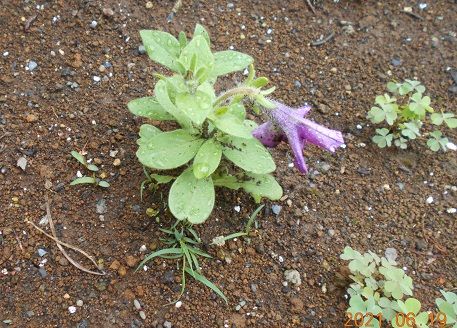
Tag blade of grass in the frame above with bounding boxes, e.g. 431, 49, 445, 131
223, 232, 247, 241
187, 246, 212, 258
182, 236, 199, 245
245, 204, 264, 234
186, 227, 201, 243
180, 242, 194, 274
136, 247, 182, 272
185, 267, 227, 304
140, 180, 147, 201
190, 251, 200, 272
159, 228, 174, 235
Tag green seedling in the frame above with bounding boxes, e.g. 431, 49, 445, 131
70, 151, 110, 188
368, 80, 455, 151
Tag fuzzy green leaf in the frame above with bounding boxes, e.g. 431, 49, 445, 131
192, 139, 222, 179
154, 79, 193, 129
169, 168, 215, 224
128, 97, 174, 121
137, 129, 203, 170
212, 50, 253, 77
140, 30, 181, 72
221, 136, 275, 174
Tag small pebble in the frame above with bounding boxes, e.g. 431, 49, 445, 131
76, 300, 83, 307
93, 76, 101, 82
234, 205, 241, 212
145, 1, 153, 8
90, 20, 97, 29
426, 196, 433, 204
27, 60, 38, 71
113, 158, 121, 166
134, 299, 141, 310
272, 204, 282, 215
163, 320, 172, 328
175, 301, 182, 308
385, 247, 398, 262
68, 306, 77, 314
139, 311, 146, 320
37, 248, 47, 257
447, 208, 456, 214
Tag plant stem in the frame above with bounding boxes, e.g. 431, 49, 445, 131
213, 86, 259, 107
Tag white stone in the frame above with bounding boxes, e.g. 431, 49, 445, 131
68, 306, 77, 314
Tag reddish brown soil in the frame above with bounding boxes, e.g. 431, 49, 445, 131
1, 1, 456, 327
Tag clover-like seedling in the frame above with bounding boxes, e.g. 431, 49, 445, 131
391, 298, 430, 328
427, 131, 449, 152
340, 247, 423, 328
70, 151, 110, 188
436, 290, 457, 327
372, 128, 393, 148
368, 80, 455, 151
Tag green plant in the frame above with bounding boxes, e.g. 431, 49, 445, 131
136, 221, 227, 303
367, 80, 456, 151
128, 24, 282, 224
341, 246, 430, 328
211, 204, 264, 246
69, 151, 110, 188
436, 290, 457, 327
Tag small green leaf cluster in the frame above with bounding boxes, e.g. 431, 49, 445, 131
69, 151, 110, 188
129, 24, 282, 224
136, 222, 227, 303
436, 290, 457, 327
368, 80, 456, 151
341, 246, 430, 328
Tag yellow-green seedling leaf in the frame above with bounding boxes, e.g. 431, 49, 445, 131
128, 97, 174, 121
221, 135, 275, 174
70, 176, 96, 185
137, 129, 203, 170
212, 50, 253, 77
98, 181, 110, 188
169, 168, 215, 224
71, 151, 86, 166
87, 164, 99, 172
140, 30, 181, 72
193, 139, 222, 179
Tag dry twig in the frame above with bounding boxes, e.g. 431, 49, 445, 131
26, 195, 105, 275
311, 32, 335, 46
306, 0, 317, 15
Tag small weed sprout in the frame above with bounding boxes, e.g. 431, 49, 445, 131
211, 204, 264, 246
136, 222, 227, 303
367, 80, 456, 151
70, 151, 110, 188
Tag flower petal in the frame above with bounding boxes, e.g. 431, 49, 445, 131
252, 122, 284, 147
298, 118, 344, 152
284, 129, 308, 173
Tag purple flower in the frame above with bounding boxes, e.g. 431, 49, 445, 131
252, 100, 344, 173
